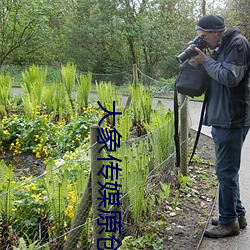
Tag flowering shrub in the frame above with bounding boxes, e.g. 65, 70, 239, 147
0, 105, 100, 158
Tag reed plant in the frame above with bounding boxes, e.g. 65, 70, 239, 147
43, 84, 56, 114
96, 81, 122, 126
43, 159, 69, 237
145, 100, 174, 164
129, 83, 152, 132
123, 139, 152, 225
116, 109, 132, 141
60, 63, 76, 103
52, 83, 73, 122
21, 65, 47, 118
76, 72, 92, 112
0, 161, 14, 223
0, 73, 12, 117
112, 137, 152, 226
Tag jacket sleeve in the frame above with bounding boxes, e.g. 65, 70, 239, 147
203, 38, 250, 87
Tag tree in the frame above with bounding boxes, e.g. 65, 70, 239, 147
66, 0, 200, 78
0, 0, 230, 79
220, 0, 250, 39
0, 0, 47, 65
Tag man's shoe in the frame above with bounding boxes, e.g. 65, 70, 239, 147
238, 215, 248, 228
204, 222, 240, 238
211, 214, 247, 229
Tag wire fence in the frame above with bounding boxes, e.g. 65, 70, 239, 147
0, 66, 190, 249
0, 64, 175, 97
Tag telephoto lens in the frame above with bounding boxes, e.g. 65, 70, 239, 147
176, 36, 208, 63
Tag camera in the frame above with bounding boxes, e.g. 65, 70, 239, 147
176, 36, 208, 64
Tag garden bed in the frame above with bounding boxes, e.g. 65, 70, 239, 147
0, 128, 217, 250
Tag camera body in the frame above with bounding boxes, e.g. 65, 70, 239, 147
176, 36, 208, 64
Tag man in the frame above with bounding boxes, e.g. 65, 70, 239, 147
192, 15, 250, 238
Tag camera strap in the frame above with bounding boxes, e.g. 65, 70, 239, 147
189, 91, 208, 164
174, 82, 181, 168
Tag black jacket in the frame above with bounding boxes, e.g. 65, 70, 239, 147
203, 26, 250, 128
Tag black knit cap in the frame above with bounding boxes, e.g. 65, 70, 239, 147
195, 15, 225, 32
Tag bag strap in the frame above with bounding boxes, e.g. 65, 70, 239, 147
174, 81, 208, 167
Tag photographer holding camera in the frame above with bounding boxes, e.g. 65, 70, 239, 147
192, 15, 250, 238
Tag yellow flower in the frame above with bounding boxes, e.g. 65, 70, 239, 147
71, 195, 76, 204
12, 207, 17, 212
32, 193, 42, 201
36, 152, 41, 159
65, 205, 74, 218
14, 149, 22, 155
3, 130, 9, 135
26, 183, 37, 191
42, 147, 49, 157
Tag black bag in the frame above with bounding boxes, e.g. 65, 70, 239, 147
175, 58, 208, 97
174, 58, 209, 168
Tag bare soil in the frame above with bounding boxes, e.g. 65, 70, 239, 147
160, 130, 217, 250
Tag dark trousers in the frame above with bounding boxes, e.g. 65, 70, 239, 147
211, 126, 249, 225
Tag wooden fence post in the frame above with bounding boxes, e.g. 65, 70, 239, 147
125, 64, 138, 110
63, 124, 105, 250
63, 175, 92, 250
180, 94, 188, 176
91, 124, 106, 249
133, 63, 138, 86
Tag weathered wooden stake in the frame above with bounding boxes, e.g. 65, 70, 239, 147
180, 94, 189, 176
63, 175, 92, 250
90, 124, 105, 249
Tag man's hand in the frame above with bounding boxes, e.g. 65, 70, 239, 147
192, 47, 207, 64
